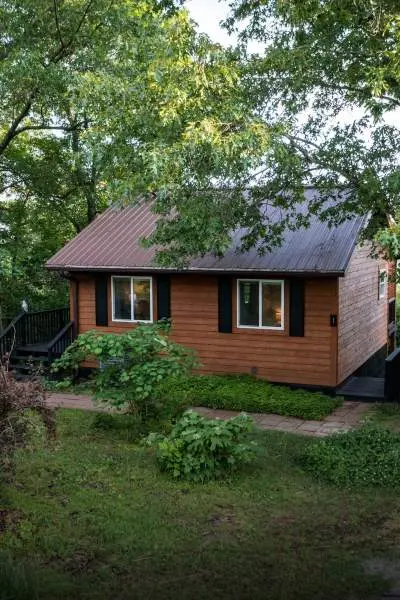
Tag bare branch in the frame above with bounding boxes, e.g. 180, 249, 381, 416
53, 0, 65, 50
15, 122, 84, 136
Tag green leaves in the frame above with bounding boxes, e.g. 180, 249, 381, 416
156, 374, 342, 420
147, 410, 255, 482
302, 424, 400, 488
51, 322, 198, 419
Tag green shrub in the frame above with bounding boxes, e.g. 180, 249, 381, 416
157, 374, 342, 420
302, 425, 400, 487
146, 410, 256, 482
52, 322, 198, 420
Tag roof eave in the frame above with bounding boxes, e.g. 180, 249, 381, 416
46, 264, 346, 277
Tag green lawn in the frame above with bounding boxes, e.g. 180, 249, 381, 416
1, 409, 400, 599
369, 403, 400, 432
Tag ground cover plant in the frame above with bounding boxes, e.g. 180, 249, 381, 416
302, 425, 400, 488
146, 410, 255, 481
2, 408, 400, 599
157, 374, 342, 420
369, 403, 400, 432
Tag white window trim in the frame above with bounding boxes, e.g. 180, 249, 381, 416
379, 269, 387, 301
237, 279, 285, 330
111, 275, 153, 323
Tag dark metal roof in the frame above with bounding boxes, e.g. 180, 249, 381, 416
46, 192, 365, 275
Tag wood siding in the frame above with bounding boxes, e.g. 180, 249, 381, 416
73, 273, 338, 387
338, 244, 388, 384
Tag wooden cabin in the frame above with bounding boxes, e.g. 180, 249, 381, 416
46, 196, 396, 393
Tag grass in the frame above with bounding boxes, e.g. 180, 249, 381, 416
157, 374, 343, 420
1, 409, 400, 599
367, 403, 400, 432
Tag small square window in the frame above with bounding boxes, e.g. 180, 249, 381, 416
379, 269, 387, 300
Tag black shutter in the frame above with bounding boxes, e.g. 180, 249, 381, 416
95, 274, 108, 326
218, 276, 232, 333
289, 279, 305, 337
157, 275, 171, 321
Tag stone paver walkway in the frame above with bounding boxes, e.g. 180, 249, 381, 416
47, 393, 370, 437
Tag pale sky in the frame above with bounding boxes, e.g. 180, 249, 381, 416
186, 0, 233, 46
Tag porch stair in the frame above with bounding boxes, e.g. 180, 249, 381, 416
0, 308, 75, 375
337, 376, 385, 402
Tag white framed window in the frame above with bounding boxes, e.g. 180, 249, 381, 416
111, 276, 153, 322
379, 269, 387, 300
237, 279, 284, 330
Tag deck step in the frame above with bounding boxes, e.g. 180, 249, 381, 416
17, 344, 50, 354
337, 376, 385, 401
13, 354, 49, 362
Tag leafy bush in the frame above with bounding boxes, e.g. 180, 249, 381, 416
302, 425, 400, 487
146, 410, 256, 482
157, 374, 342, 420
52, 323, 198, 420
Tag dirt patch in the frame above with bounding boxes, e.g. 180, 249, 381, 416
0, 508, 23, 534
364, 558, 400, 597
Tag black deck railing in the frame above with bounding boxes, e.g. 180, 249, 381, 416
0, 312, 26, 358
0, 307, 70, 358
47, 321, 74, 362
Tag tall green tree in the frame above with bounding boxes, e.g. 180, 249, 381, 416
222, 0, 400, 250
0, 0, 272, 315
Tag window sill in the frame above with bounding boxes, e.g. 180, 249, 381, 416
111, 319, 153, 324
236, 324, 285, 332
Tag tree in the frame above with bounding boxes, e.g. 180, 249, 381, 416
220, 0, 400, 255
0, 0, 272, 311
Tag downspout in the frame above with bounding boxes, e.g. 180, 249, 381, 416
59, 271, 79, 339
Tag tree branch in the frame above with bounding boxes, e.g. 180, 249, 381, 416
53, 0, 65, 50
0, 89, 37, 156
51, 0, 95, 62
14, 122, 84, 136
0, 1, 96, 156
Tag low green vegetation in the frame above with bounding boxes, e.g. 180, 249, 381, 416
302, 425, 400, 488
51, 329, 342, 422
369, 403, 400, 432
146, 410, 255, 482
2, 409, 400, 599
157, 374, 343, 420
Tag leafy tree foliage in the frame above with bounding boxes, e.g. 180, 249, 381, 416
0, 0, 273, 311
221, 0, 400, 255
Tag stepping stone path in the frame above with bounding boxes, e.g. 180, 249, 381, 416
47, 394, 370, 437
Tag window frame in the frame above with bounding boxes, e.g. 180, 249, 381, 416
378, 268, 387, 301
236, 278, 285, 330
111, 275, 153, 323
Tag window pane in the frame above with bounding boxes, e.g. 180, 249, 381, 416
239, 281, 259, 326
262, 282, 282, 328
113, 278, 131, 320
379, 271, 387, 299
133, 279, 151, 321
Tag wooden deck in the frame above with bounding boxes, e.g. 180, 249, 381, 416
337, 376, 385, 401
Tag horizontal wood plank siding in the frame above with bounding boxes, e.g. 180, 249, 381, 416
170, 275, 337, 387
338, 244, 388, 384
73, 273, 338, 387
